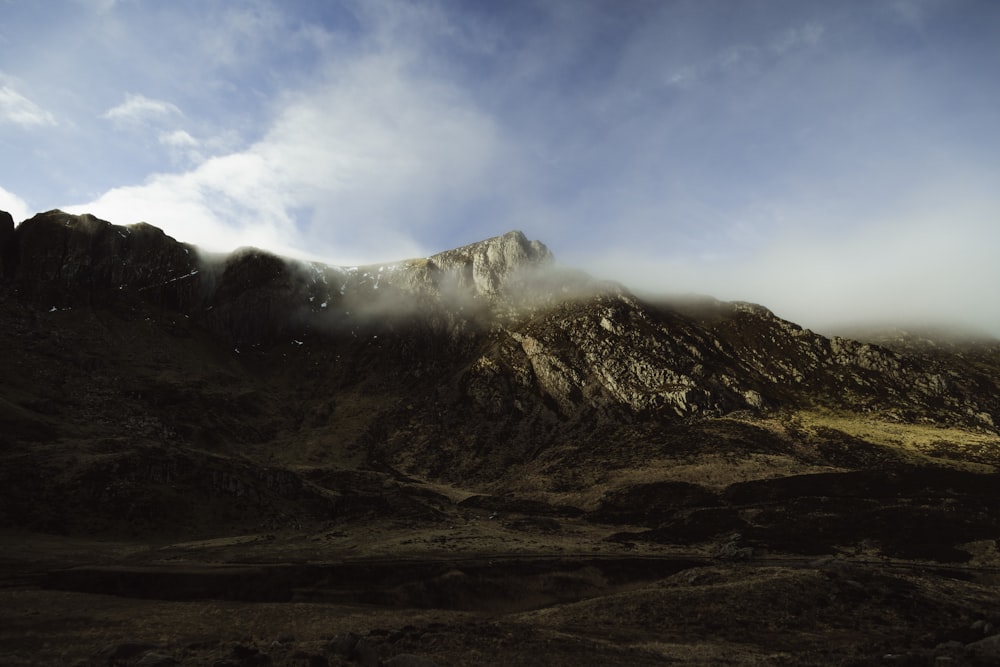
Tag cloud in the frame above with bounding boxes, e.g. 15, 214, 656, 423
67, 47, 499, 264
101, 93, 182, 123
65, 162, 315, 266
662, 19, 824, 88
0, 84, 57, 127
38, 1, 1000, 336
769, 22, 825, 54
585, 190, 1000, 336
0, 186, 32, 223
158, 129, 202, 165
159, 129, 198, 148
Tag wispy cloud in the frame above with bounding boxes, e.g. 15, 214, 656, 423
0, 84, 57, 127
770, 22, 825, 54
159, 129, 198, 148
662, 20, 825, 88
101, 93, 182, 123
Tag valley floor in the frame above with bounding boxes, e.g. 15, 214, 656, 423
3, 525, 1000, 667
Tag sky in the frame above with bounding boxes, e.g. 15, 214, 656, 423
1, 0, 999, 335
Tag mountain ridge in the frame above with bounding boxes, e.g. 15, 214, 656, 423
1, 208, 999, 534
2, 209, 998, 431
5, 209, 1000, 665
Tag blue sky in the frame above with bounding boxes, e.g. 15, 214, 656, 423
1, 0, 999, 334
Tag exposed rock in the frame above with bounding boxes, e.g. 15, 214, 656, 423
426, 229, 553, 299
713, 533, 755, 561
0, 210, 13, 277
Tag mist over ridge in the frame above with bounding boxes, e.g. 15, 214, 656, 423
4, 206, 997, 343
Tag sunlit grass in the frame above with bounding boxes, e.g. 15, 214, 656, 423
784, 409, 1000, 469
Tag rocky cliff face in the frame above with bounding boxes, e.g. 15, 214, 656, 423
2, 209, 999, 523
5, 211, 199, 310
2, 209, 997, 431
0, 210, 14, 277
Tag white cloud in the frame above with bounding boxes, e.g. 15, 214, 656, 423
158, 129, 202, 165
0, 85, 57, 127
159, 129, 198, 148
586, 194, 1000, 336
64, 163, 303, 257
0, 186, 31, 223
102, 93, 182, 123
67, 49, 499, 265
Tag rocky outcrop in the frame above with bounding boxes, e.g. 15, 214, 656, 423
3, 210, 199, 310
1, 210, 997, 434
697, 302, 1000, 426
0, 210, 14, 277
464, 295, 755, 419
426, 230, 553, 298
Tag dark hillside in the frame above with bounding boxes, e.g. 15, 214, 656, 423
4, 210, 1000, 665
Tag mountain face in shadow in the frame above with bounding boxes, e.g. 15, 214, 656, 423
1, 209, 999, 549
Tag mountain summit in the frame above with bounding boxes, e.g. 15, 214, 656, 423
428, 229, 553, 296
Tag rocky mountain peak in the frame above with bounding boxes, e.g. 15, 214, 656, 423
426, 230, 554, 298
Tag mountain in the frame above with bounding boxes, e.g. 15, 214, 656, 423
3, 209, 1000, 666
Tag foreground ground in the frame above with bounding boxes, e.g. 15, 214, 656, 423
4, 411, 1000, 666
4, 502, 1000, 666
